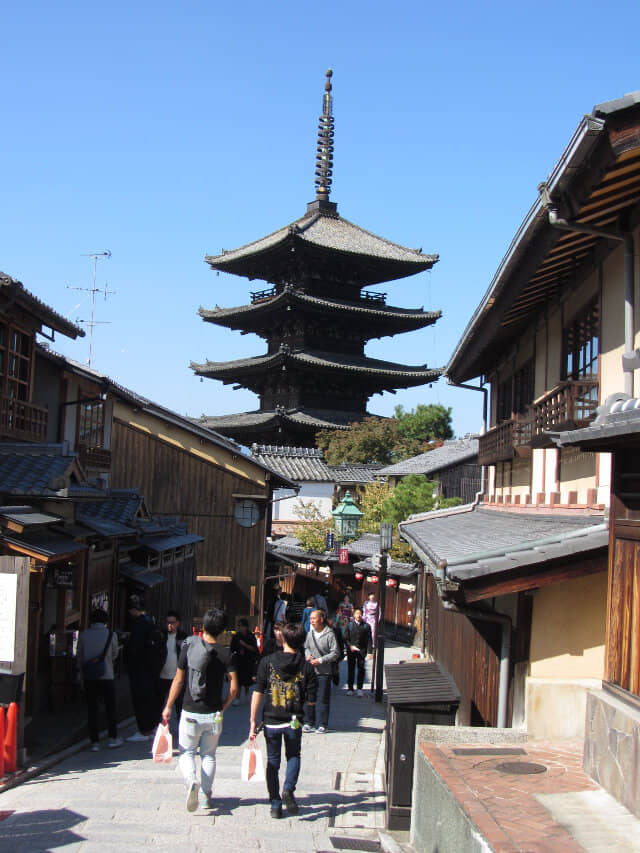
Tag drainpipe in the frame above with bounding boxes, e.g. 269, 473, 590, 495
446, 379, 488, 498
541, 186, 636, 397
443, 600, 512, 728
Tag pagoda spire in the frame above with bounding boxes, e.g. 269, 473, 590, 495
314, 69, 334, 202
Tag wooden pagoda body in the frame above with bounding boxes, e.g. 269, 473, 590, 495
192, 72, 442, 447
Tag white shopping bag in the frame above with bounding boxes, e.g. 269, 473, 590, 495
240, 741, 265, 782
151, 723, 173, 764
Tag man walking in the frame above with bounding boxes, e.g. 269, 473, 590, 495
162, 608, 239, 811
158, 610, 187, 737
249, 622, 317, 818
77, 608, 123, 751
345, 608, 372, 696
123, 595, 166, 741
303, 609, 339, 733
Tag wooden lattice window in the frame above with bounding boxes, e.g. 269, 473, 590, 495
495, 358, 534, 423
77, 399, 105, 447
0, 322, 33, 401
564, 300, 599, 381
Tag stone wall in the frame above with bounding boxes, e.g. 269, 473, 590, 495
583, 689, 640, 818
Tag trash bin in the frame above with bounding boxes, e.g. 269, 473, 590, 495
385, 661, 460, 830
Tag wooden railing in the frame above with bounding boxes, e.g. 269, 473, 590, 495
77, 444, 112, 470
250, 286, 277, 303
478, 417, 531, 466
530, 378, 599, 436
0, 397, 48, 442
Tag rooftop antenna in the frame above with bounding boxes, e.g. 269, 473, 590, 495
67, 251, 115, 366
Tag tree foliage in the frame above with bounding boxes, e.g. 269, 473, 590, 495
293, 499, 332, 553
357, 480, 395, 533
394, 404, 454, 444
381, 474, 462, 525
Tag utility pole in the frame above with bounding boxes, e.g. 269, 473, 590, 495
374, 522, 393, 702
67, 251, 114, 366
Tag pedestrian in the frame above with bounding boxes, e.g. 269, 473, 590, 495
363, 592, 379, 645
301, 597, 315, 633
261, 620, 284, 656
123, 594, 167, 742
303, 609, 340, 733
162, 608, 239, 812
77, 608, 123, 752
344, 608, 372, 696
158, 610, 187, 737
334, 592, 353, 635
230, 618, 259, 705
327, 616, 345, 686
249, 622, 318, 819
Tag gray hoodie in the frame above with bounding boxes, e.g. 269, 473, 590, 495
304, 625, 339, 675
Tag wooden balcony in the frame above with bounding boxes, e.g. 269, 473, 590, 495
0, 397, 48, 442
77, 444, 112, 471
478, 417, 531, 466
529, 378, 599, 444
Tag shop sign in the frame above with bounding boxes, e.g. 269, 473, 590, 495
338, 547, 349, 564
54, 566, 77, 588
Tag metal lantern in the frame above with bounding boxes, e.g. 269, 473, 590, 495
332, 490, 364, 542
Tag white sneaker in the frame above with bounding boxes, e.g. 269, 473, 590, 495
346, 689, 354, 695
90, 742, 100, 752
186, 781, 199, 813
316, 726, 327, 733
108, 737, 123, 748
357, 690, 364, 697
302, 724, 314, 733
126, 731, 150, 742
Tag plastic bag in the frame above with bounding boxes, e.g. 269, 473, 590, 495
240, 741, 265, 782
151, 722, 173, 764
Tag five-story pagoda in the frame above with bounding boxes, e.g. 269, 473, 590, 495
192, 70, 442, 447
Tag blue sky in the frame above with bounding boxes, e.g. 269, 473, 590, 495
2, 0, 638, 441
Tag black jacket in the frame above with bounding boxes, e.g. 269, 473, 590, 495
255, 650, 318, 725
345, 620, 372, 655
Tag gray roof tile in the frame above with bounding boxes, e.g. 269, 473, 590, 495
377, 437, 479, 477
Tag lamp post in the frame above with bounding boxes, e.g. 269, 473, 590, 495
374, 522, 393, 702
332, 490, 364, 544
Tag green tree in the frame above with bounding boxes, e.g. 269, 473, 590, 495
381, 474, 461, 525
293, 499, 332, 553
394, 404, 454, 444
357, 480, 395, 533
316, 417, 422, 465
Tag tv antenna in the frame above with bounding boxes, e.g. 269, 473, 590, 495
67, 251, 116, 366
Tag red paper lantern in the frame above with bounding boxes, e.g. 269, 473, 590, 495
387, 577, 398, 588
354, 571, 363, 581
369, 575, 379, 584
307, 562, 315, 571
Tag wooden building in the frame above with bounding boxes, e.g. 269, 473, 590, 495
192, 71, 442, 447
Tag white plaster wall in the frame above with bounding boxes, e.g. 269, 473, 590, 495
271, 482, 334, 521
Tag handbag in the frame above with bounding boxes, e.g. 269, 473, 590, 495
240, 740, 265, 782
82, 631, 113, 680
151, 722, 173, 763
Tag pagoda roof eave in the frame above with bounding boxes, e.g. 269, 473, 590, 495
190, 349, 442, 384
198, 291, 441, 334
198, 408, 358, 434
205, 211, 438, 286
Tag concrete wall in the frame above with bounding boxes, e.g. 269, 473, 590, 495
411, 726, 527, 853
584, 689, 640, 819
526, 572, 607, 738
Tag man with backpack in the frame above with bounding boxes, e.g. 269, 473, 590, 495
249, 622, 317, 819
162, 608, 239, 811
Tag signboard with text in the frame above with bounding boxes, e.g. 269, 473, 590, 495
338, 547, 349, 564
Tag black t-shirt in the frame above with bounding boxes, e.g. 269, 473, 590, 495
178, 640, 237, 714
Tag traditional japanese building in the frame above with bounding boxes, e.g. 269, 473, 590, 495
192, 70, 442, 447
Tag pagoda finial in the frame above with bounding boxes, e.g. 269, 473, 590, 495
314, 69, 334, 202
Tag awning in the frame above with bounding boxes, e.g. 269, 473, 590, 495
119, 561, 163, 588
385, 661, 460, 707
352, 557, 418, 579
1, 530, 87, 562
0, 506, 63, 533
138, 532, 204, 553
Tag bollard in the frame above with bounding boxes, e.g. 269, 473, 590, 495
4, 703, 17, 773
0, 707, 4, 777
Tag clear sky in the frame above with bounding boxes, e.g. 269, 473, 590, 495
2, 0, 638, 441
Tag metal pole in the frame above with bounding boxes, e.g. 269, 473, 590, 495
374, 551, 388, 702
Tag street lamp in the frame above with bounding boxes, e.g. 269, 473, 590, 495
332, 491, 363, 542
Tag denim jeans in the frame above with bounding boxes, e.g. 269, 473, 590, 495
264, 726, 302, 806
178, 711, 222, 796
305, 673, 331, 728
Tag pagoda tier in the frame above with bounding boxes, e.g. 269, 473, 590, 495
193, 70, 443, 447
198, 288, 441, 339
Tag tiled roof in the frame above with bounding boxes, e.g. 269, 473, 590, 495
399, 504, 607, 583
76, 490, 145, 536
199, 290, 441, 333
1, 272, 84, 339
1, 529, 88, 558
377, 437, 479, 477
552, 393, 640, 449
329, 463, 384, 484
0, 443, 103, 498
206, 209, 438, 286
251, 445, 334, 482
269, 535, 337, 563
199, 408, 354, 431
352, 556, 417, 578
192, 348, 441, 382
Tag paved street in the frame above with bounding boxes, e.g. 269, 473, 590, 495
0, 646, 410, 853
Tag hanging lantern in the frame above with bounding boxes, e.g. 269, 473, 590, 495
307, 562, 315, 571
387, 577, 398, 588
368, 575, 379, 584
354, 571, 363, 581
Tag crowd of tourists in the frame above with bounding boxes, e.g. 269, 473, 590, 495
77, 590, 375, 819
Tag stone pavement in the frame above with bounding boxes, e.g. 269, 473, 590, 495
0, 643, 411, 853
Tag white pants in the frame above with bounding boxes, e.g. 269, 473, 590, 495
178, 711, 222, 796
